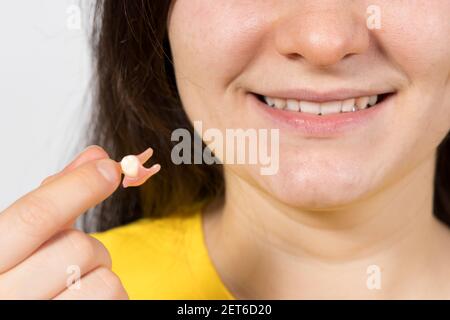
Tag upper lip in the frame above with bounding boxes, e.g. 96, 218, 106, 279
253, 88, 395, 103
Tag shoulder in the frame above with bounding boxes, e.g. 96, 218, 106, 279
90, 210, 233, 300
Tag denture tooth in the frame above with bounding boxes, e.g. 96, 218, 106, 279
274, 98, 287, 109
286, 99, 300, 111
320, 101, 342, 115
341, 98, 356, 112
120, 155, 140, 178
368, 95, 378, 106
299, 101, 321, 115
120, 147, 160, 188
356, 96, 370, 110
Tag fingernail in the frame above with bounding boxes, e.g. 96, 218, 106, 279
96, 159, 119, 184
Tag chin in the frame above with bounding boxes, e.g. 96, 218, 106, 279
255, 158, 375, 211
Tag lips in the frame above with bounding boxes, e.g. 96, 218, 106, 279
247, 90, 396, 138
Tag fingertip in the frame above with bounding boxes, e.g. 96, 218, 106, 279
79, 145, 110, 165
64, 145, 110, 173
96, 159, 121, 186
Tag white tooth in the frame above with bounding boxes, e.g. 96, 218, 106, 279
356, 96, 370, 110
299, 101, 321, 115
320, 101, 342, 115
341, 98, 356, 112
286, 99, 300, 111
264, 96, 275, 107
274, 98, 287, 109
368, 95, 378, 106
120, 155, 140, 178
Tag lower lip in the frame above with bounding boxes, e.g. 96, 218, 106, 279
248, 93, 394, 138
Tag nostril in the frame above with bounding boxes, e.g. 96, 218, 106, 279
286, 52, 304, 60
342, 52, 358, 60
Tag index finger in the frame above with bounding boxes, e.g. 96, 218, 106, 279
0, 158, 121, 273
40, 145, 110, 186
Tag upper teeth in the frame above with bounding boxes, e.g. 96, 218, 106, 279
263, 94, 379, 115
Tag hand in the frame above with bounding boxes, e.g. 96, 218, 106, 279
0, 145, 128, 299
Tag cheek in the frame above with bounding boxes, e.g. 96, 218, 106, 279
169, 0, 269, 93
372, 1, 450, 156
373, 1, 450, 79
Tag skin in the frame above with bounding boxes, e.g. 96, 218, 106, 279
0, 146, 129, 299
2, 0, 449, 300
168, 0, 450, 298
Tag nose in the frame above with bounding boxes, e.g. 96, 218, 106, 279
274, 5, 370, 67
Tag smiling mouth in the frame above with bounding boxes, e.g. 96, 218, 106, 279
253, 92, 394, 116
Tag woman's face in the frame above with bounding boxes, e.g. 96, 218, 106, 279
168, 1, 450, 209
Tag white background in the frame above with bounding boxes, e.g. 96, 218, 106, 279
0, 0, 92, 211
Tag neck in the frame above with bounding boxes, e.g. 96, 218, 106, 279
203, 153, 450, 299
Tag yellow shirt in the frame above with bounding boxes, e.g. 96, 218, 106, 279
91, 210, 235, 300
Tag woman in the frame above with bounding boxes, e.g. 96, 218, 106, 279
1, 0, 450, 299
